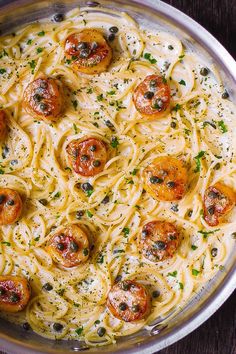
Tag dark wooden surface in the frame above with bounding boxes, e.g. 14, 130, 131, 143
158, 3, 236, 354
164, 0, 236, 59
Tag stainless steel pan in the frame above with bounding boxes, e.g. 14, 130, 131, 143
0, 1, 235, 353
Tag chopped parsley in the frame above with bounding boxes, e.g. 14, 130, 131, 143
122, 227, 130, 236
198, 229, 220, 239
192, 269, 200, 276
168, 270, 177, 277
28, 60, 36, 74
97, 254, 104, 264
194, 151, 205, 173
143, 52, 157, 64
1, 241, 11, 246
97, 94, 104, 101
75, 327, 83, 335
218, 120, 228, 133
72, 100, 78, 110
86, 210, 93, 218
107, 90, 116, 95
191, 245, 198, 250
27, 39, 32, 45
85, 189, 93, 197
179, 282, 184, 289
73, 123, 78, 134
172, 103, 181, 112
36, 47, 43, 54
53, 191, 61, 199
131, 168, 138, 176
0, 68, 6, 75
179, 79, 186, 86
110, 137, 119, 148
38, 30, 45, 36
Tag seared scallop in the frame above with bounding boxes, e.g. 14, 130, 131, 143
142, 156, 188, 201
64, 29, 113, 74
47, 224, 90, 268
0, 110, 7, 140
204, 182, 236, 226
23, 77, 63, 121
140, 220, 180, 262
0, 275, 31, 312
133, 75, 170, 119
0, 188, 23, 225
107, 280, 151, 322
66, 137, 108, 177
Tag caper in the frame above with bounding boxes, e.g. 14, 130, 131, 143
109, 26, 119, 33
154, 241, 166, 250
39, 199, 48, 206
77, 42, 88, 50
80, 154, 89, 161
119, 302, 127, 311
222, 90, 229, 99
208, 191, 218, 199
39, 102, 47, 111
83, 248, 89, 256
53, 323, 63, 332
121, 281, 130, 291
170, 121, 177, 128
22, 322, 31, 331
53, 13, 64, 22
141, 229, 148, 238
200, 67, 209, 76
144, 91, 154, 99
167, 181, 175, 188
57, 242, 65, 251
149, 176, 163, 184
90, 145, 97, 152
79, 49, 90, 58
207, 206, 215, 215
97, 327, 106, 337
76, 210, 84, 219
93, 160, 101, 167
10, 159, 18, 166
7, 199, 14, 206
91, 41, 98, 50
33, 93, 42, 102
211, 248, 218, 257
81, 182, 93, 192
42, 283, 53, 291
152, 290, 160, 298
70, 241, 79, 252
10, 292, 20, 303
0, 287, 6, 296
168, 45, 174, 50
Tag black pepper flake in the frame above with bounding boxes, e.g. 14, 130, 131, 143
76, 210, 84, 219
207, 206, 215, 215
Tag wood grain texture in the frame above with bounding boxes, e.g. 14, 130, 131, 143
158, 1, 236, 353
163, 0, 236, 58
